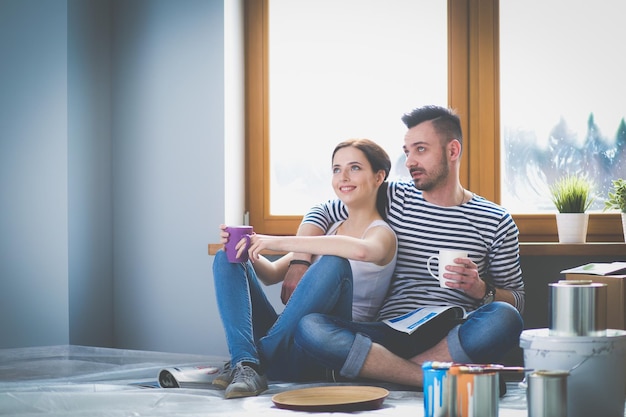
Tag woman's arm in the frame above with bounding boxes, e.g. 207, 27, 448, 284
243, 225, 396, 266
251, 253, 292, 286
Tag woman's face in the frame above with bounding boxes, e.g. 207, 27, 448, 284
331, 146, 384, 208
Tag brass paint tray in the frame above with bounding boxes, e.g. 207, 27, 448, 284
272, 385, 389, 412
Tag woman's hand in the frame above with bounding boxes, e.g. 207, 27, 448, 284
218, 224, 229, 245
220, 224, 253, 261
244, 233, 278, 262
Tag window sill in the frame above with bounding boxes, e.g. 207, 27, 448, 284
210, 242, 626, 257
520, 242, 626, 256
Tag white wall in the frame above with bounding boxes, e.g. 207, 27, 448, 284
111, 0, 229, 355
68, 0, 114, 347
0, 0, 245, 356
0, 0, 70, 348
224, 0, 246, 227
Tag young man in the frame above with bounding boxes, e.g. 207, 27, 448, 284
287, 105, 525, 387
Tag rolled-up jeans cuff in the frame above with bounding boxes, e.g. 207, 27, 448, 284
340, 333, 372, 379
447, 324, 472, 363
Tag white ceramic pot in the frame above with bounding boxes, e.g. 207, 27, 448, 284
622, 212, 626, 243
555, 213, 589, 243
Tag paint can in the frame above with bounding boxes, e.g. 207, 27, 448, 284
549, 280, 607, 337
520, 328, 626, 417
526, 370, 569, 417
422, 361, 451, 417
446, 364, 499, 417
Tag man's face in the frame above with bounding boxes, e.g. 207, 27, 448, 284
402, 121, 449, 191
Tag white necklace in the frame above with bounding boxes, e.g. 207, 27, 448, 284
458, 187, 466, 205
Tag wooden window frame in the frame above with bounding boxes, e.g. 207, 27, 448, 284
244, 0, 624, 242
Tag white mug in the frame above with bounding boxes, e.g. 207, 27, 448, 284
427, 249, 468, 288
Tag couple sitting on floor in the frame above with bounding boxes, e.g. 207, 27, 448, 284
212, 105, 524, 399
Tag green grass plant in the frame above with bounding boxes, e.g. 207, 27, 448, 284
550, 175, 594, 213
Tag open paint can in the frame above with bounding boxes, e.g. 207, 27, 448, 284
526, 370, 569, 417
423, 361, 452, 417
520, 328, 626, 417
549, 280, 607, 337
446, 364, 498, 417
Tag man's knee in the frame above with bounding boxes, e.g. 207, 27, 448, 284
456, 302, 524, 362
295, 313, 329, 350
488, 302, 524, 335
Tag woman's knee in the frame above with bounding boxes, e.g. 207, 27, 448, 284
214, 249, 227, 263
212, 249, 248, 283
315, 255, 352, 275
212, 250, 228, 277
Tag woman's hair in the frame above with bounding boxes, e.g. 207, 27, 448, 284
332, 138, 391, 220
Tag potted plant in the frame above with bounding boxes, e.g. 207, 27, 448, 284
603, 178, 626, 241
549, 174, 595, 243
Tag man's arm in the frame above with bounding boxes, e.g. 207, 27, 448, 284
280, 223, 324, 304
279, 200, 348, 304
483, 217, 525, 312
442, 214, 525, 312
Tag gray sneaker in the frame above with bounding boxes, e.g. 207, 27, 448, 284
224, 363, 268, 399
212, 362, 235, 389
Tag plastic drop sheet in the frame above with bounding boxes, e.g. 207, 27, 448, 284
0, 345, 536, 416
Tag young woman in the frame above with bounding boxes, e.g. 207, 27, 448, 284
211, 138, 397, 399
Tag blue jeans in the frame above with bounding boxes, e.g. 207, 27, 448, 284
212, 251, 353, 381
294, 302, 523, 379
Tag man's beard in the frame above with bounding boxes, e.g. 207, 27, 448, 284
411, 154, 449, 191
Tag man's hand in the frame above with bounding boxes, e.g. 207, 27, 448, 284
445, 257, 517, 306
281, 263, 307, 304
442, 257, 485, 299
279, 223, 323, 303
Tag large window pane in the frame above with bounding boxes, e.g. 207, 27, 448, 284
500, 1, 626, 213
268, 0, 447, 215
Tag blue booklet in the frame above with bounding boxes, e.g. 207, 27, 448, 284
383, 305, 466, 334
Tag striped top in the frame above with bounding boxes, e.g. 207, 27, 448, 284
302, 180, 525, 320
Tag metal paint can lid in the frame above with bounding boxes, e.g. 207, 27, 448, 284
422, 361, 453, 370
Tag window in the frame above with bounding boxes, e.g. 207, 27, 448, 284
500, 1, 626, 214
267, 0, 447, 215
245, 0, 624, 241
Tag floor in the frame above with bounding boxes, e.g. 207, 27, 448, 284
0, 345, 620, 416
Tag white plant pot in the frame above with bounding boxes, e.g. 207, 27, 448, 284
622, 213, 626, 243
555, 213, 589, 243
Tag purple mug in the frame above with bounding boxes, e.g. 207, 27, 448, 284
224, 225, 254, 263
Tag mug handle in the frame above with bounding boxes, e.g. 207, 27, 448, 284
242, 234, 252, 251
426, 255, 439, 279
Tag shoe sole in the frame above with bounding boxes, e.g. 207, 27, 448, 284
212, 379, 231, 389
224, 387, 268, 399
